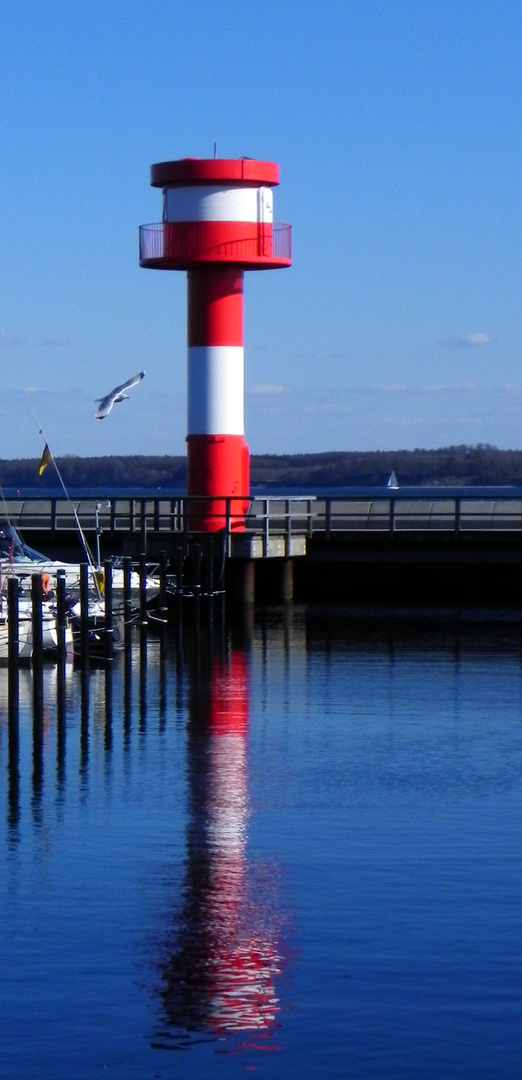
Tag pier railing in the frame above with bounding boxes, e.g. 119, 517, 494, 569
4, 493, 522, 549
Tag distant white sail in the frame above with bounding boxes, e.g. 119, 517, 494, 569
387, 471, 399, 489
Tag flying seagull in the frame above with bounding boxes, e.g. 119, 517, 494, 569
95, 370, 145, 419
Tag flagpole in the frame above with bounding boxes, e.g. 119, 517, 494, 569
37, 430, 103, 598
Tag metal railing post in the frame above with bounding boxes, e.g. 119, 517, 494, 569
307, 499, 314, 539
455, 497, 461, 536
263, 499, 269, 558
325, 498, 332, 540
285, 499, 291, 557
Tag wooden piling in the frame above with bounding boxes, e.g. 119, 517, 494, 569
139, 622, 147, 730
55, 570, 67, 662
123, 555, 133, 651
104, 559, 113, 662
175, 545, 184, 596
56, 655, 66, 787
139, 553, 148, 626
31, 573, 44, 667
280, 558, 294, 603
7, 673, 20, 831
32, 661, 44, 804
80, 664, 89, 775
234, 560, 255, 605
7, 582, 20, 829
79, 563, 90, 662
55, 567, 67, 781
124, 642, 132, 747
205, 538, 214, 598
7, 575, 19, 667
158, 625, 167, 731
193, 543, 202, 600
159, 550, 168, 621
104, 664, 113, 752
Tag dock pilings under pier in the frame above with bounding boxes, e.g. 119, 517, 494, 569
165, 533, 297, 607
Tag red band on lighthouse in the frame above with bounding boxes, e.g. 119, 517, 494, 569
188, 267, 243, 347
187, 267, 247, 530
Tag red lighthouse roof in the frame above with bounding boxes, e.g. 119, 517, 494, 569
150, 158, 280, 188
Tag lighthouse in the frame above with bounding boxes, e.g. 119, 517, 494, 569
139, 157, 291, 531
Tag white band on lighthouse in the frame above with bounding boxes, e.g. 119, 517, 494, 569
188, 346, 244, 435
164, 185, 273, 224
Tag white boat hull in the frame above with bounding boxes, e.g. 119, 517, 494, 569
0, 523, 161, 598
2, 558, 160, 597
0, 602, 71, 660
0, 615, 32, 659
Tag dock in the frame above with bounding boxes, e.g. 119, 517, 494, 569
4, 491, 522, 606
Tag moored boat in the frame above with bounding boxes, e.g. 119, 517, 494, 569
0, 524, 161, 598
64, 595, 126, 658
0, 592, 72, 661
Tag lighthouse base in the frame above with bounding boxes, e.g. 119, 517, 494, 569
186, 434, 250, 532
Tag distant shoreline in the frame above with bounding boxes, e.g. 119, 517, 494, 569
1, 445, 522, 489
4, 483, 522, 501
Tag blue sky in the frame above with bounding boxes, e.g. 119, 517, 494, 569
1, 0, 522, 459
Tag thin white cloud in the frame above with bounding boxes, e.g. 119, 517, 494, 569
370, 382, 477, 393
249, 383, 286, 395
370, 382, 410, 393
438, 332, 493, 349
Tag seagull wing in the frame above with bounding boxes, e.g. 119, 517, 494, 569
110, 370, 146, 397
95, 371, 145, 419
95, 393, 116, 419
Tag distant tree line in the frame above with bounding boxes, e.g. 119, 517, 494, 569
0, 454, 187, 489
250, 445, 522, 487
1, 444, 522, 489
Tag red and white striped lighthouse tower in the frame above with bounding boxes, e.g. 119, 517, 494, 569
139, 158, 291, 531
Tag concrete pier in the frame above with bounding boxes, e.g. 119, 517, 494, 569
5, 492, 522, 607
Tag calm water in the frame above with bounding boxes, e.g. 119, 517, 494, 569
1, 606, 522, 1079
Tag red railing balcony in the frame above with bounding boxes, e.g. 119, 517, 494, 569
139, 222, 292, 269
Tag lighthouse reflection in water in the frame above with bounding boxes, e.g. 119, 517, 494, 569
157, 632, 284, 1046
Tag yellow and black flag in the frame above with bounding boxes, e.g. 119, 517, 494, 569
38, 443, 52, 476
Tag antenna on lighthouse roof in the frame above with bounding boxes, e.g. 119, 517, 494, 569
213, 142, 217, 159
